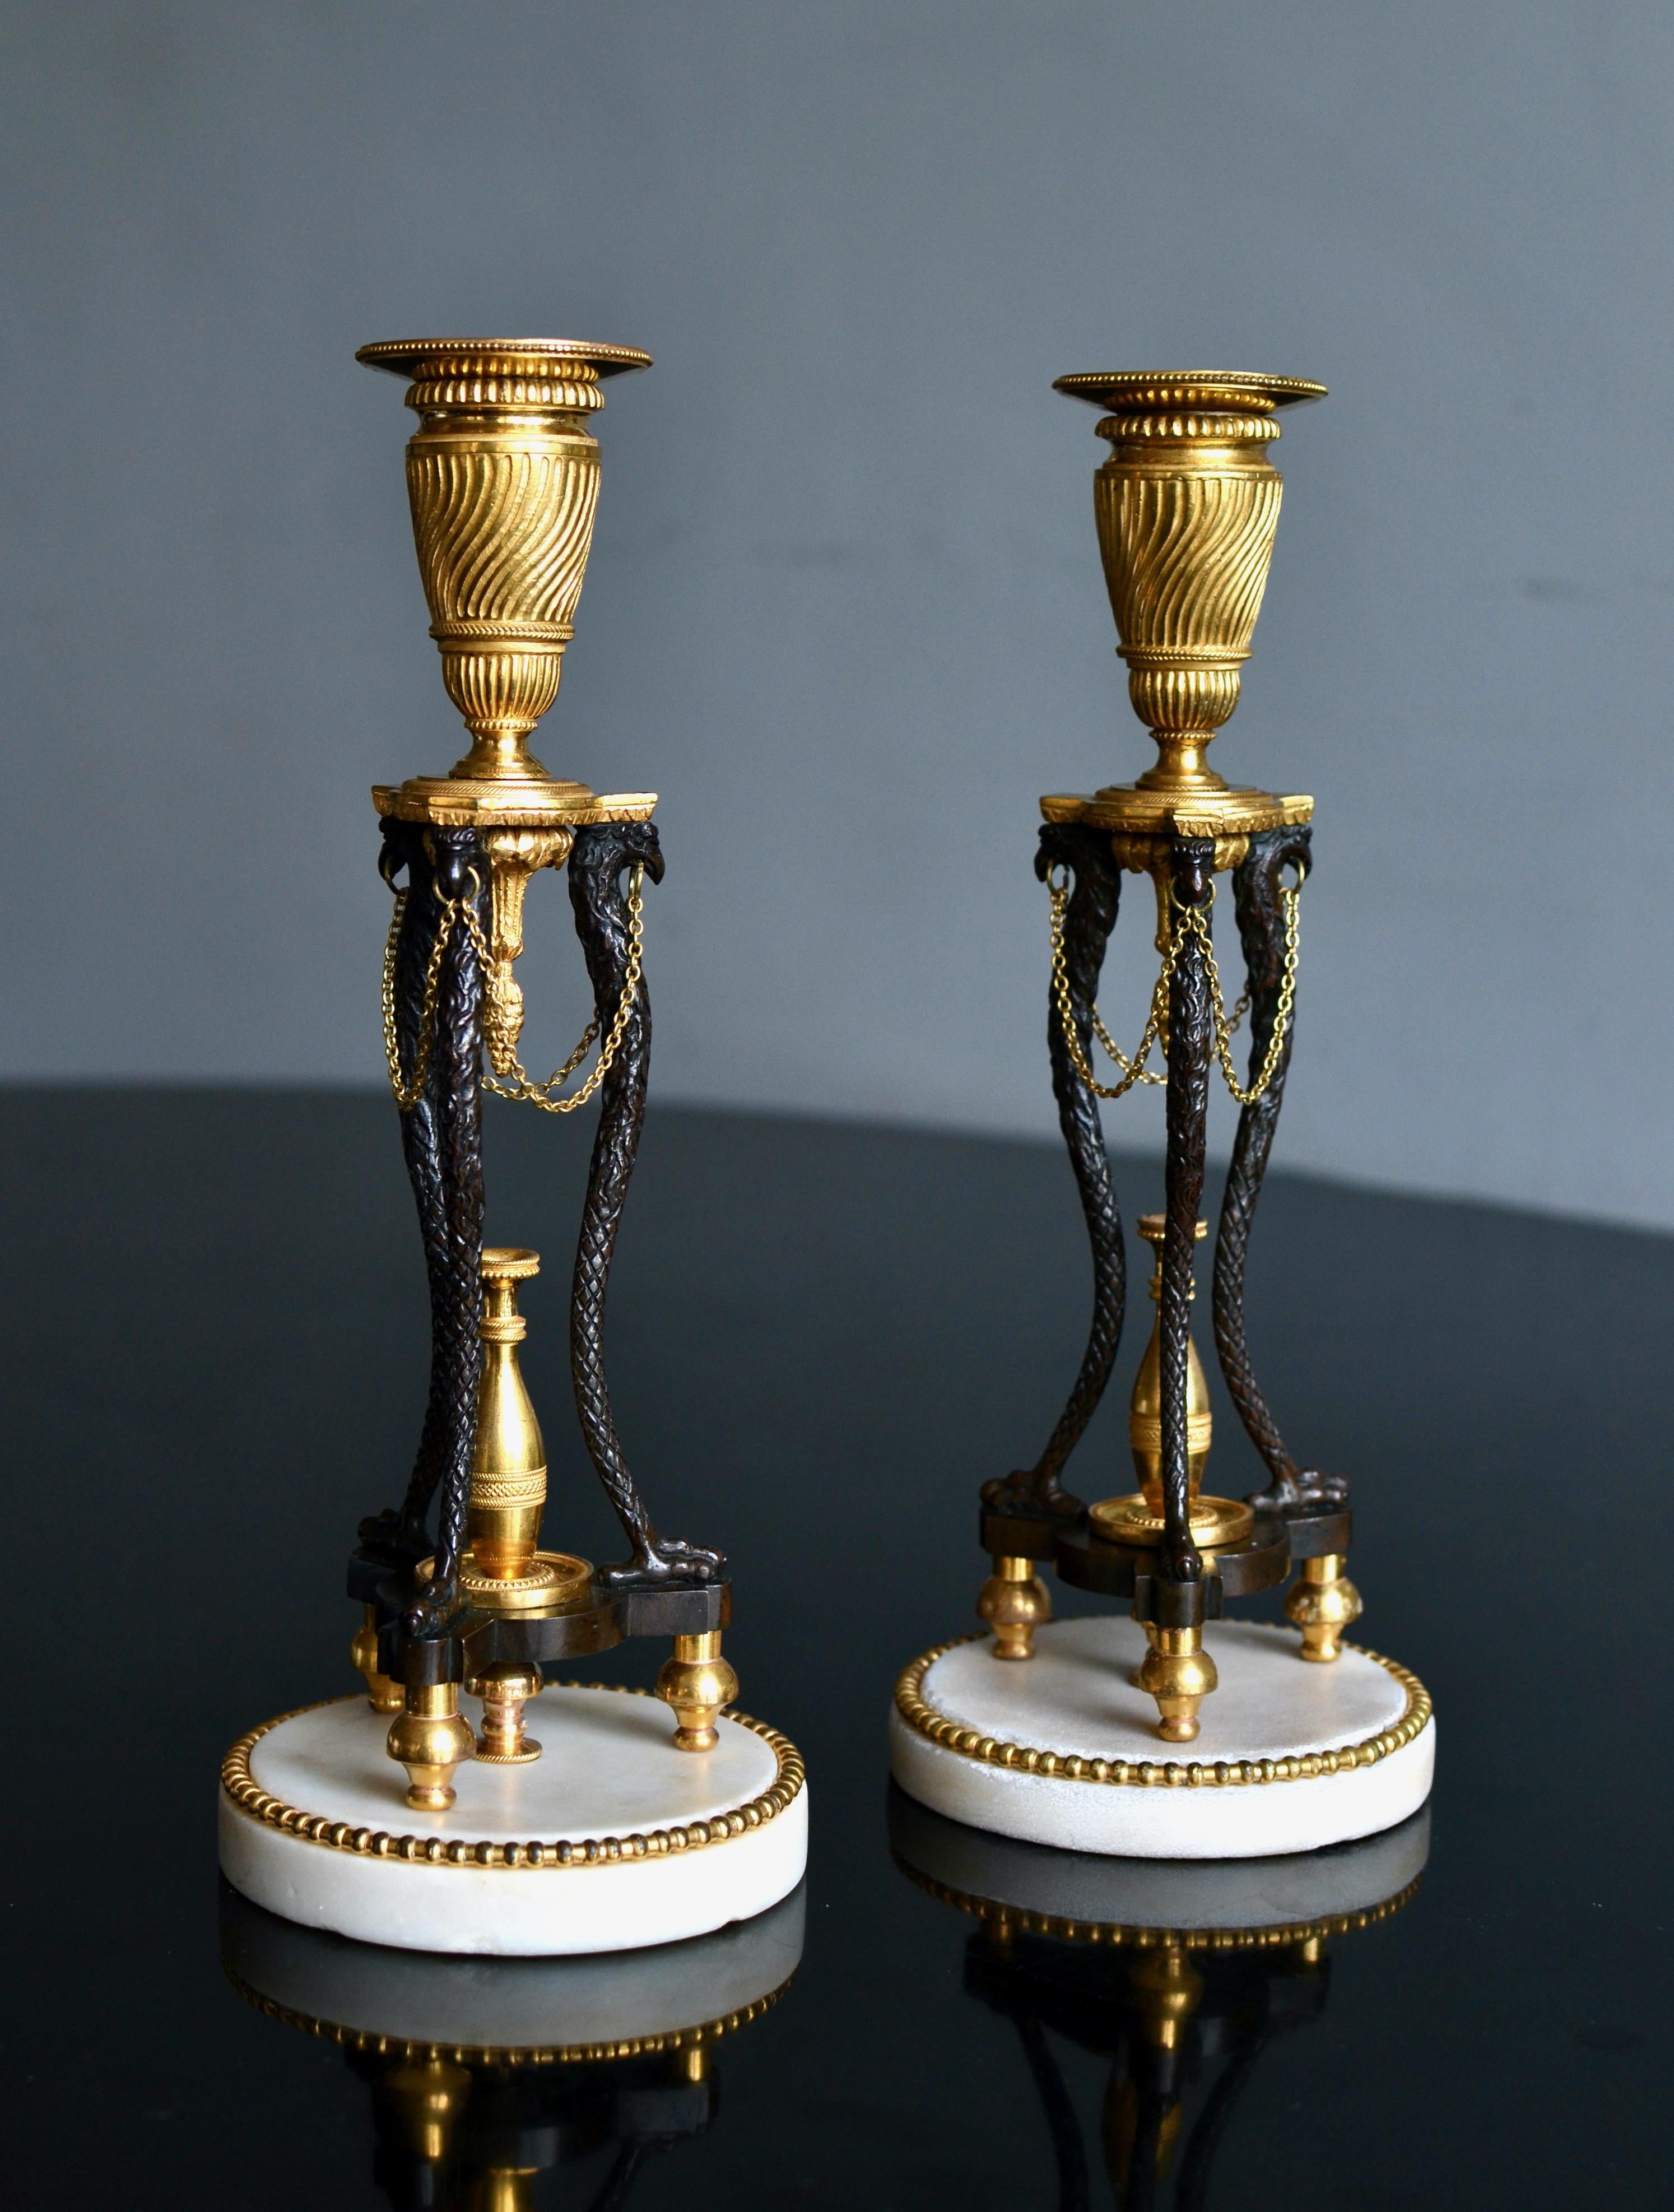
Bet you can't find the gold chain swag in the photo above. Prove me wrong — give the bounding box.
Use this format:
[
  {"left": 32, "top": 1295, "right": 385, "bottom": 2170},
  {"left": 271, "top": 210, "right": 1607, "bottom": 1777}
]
[
  {"left": 382, "top": 865, "right": 645, "bottom": 1115},
  {"left": 382, "top": 887, "right": 459, "bottom": 1113},
  {"left": 1048, "top": 868, "right": 1301, "bottom": 1109}
]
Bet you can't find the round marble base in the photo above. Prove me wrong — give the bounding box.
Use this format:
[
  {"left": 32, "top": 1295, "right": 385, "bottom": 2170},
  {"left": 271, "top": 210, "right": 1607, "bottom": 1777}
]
[
  {"left": 890, "top": 1615, "right": 1433, "bottom": 1860},
  {"left": 220, "top": 1685, "right": 807, "bottom": 1956}
]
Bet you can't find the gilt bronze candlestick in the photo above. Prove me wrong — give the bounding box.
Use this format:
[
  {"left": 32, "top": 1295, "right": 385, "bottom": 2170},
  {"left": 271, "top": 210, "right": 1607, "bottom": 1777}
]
[
  {"left": 995, "top": 373, "right": 1341, "bottom": 1735},
  {"left": 356, "top": 337, "right": 730, "bottom": 1799},
  {"left": 220, "top": 339, "right": 806, "bottom": 1951},
  {"left": 892, "top": 373, "right": 1433, "bottom": 1858}
]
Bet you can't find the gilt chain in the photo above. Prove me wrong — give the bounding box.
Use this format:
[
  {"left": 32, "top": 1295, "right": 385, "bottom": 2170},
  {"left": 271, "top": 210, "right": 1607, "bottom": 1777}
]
[
  {"left": 1049, "top": 868, "right": 1302, "bottom": 1109},
  {"left": 382, "top": 887, "right": 459, "bottom": 1113},
  {"left": 1195, "top": 878, "right": 1301, "bottom": 1107},
  {"left": 382, "top": 863, "right": 646, "bottom": 1116},
  {"left": 1048, "top": 872, "right": 1171, "bottom": 1100}
]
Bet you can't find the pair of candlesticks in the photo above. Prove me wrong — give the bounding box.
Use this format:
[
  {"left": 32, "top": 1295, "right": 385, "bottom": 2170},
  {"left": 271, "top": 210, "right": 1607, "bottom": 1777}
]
[{"left": 306, "top": 342, "right": 1383, "bottom": 1842}]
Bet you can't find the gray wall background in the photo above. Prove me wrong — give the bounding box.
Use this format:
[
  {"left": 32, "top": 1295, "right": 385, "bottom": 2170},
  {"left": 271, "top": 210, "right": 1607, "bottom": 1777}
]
[{"left": 4, "top": 1, "right": 1670, "bottom": 1223}]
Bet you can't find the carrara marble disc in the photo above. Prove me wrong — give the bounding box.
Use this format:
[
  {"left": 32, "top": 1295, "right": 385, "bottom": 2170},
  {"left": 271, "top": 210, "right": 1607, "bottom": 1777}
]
[
  {"left": 890, "top": 1615, "right": 1433, "bottom": 1860},
  {"left": 220, "top": 1684, "right": 807, "bottom": 1956}
]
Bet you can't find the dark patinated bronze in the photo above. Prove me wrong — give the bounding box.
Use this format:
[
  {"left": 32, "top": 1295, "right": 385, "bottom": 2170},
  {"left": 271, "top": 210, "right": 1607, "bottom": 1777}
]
[
  {"left": 354, "top": 818, "right": 729, "bottom": 1691},
  {"left": 983, "top": 818, "right": 1351, "bottom": 1642},
  {"left": 1157, "top": 833, "right": 1217, "bottom": 1592},
  {"left": 568, "top": 821, "right": 724, "bottom": 1591},
  {"left": 982, "top": 822, "right": 1126, "bottom": 1526},
  {"left": 1214, "top": 823, "right": 1350, "bottom": 1516}
]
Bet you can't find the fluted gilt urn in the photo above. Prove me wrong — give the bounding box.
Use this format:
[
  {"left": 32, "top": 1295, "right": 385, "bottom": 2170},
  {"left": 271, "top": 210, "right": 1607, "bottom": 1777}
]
[
  {"left": 358, "top": 336, "right": 654, "bottom": 827},
  {"left": 1044, "top": 371, "right": 1326, "bottom": 841}
]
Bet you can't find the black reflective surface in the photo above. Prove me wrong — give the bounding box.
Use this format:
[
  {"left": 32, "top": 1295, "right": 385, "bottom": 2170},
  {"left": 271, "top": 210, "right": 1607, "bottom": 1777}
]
[{"left": 2, "top": 1093, "right": 1669, "bottom": 2208}]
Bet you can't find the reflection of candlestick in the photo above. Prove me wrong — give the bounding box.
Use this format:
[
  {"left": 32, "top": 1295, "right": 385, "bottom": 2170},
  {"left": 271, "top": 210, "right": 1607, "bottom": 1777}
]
[
  {"left": 476, "top": 2168, "right": 538, "bottom": 2212},
  {"left": 220, "top": 1883, "right": 804, "bottom": 2204},
  {"left": 380, "top": 2056, "right": 472, "bottom": 2165},
  {"left": 890, "top": 1790, "right": 1429, "bottom": 2212}
]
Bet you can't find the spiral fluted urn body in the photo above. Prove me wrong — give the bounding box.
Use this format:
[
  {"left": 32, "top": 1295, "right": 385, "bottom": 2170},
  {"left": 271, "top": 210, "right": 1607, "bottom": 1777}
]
[
  {"left": 1053, "top": 373, "right": 1326, "bottom": 801},
  {"left": 356, "top": 338, "right": 651, "bottom": 787}
]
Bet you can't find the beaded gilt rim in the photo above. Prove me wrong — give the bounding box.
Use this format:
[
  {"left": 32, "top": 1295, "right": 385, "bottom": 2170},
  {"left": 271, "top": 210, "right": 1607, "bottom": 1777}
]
[
  {"left": 892, "top": 1852, "right": 1424, "bottom": 1953},
  {"left": 224, "top": 1963, "right": 793, "bottom": 2067},
  {"left": 221, "top": 1684, "right": 804, "bottom": 1868},
  {"left": 894, "top": 1635, "right": 1431, "bottom": 1790}
]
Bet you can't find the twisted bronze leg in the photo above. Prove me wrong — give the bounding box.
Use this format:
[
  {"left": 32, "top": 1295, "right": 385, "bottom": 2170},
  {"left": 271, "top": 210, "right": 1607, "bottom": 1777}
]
[
  {"left": 360, "top": 822, "right": 454, "bottom": 1565},
  {"left": 403, "top": 828, "right": 488, "bottom": 1637},
  {"left": 1136, "top": 835, "right": 1216, "bottom": 1742},
  {"left": 983, "top": 823, "right": 1126, "bottom": 1524},
  {"left": 568, "top": 822, "right": 723, "bottom": 1589},
  {"left": 1157, "top": 836, "right": 1213, "bottom": 1589},
  {"left": 1211, "top": 824, "right": 1346, "bottom": 1516}
]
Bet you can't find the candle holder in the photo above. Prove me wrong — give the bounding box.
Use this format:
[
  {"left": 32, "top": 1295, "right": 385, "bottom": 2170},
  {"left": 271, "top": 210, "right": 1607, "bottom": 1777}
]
[
  {"left": 891, "top": 373, "right": 1433, "bottom": 1857},
  {"left": 219, "top": 339, "right": 805, "bottom": 1953}
]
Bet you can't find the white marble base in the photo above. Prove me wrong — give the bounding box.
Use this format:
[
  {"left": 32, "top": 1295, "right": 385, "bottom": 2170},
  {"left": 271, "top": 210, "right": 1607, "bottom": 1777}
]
[
  {"left": 220, "top": 1685, "right": 807, "bottom": 1956},
  {"left": 890, "top": 1615, "right": 1433, "bottom": 1860}
]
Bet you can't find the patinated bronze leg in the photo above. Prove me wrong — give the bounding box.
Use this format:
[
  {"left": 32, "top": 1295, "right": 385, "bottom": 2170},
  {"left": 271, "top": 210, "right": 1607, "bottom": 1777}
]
[
  {"left": 1136, "top": 835, "right": 1216, "bottom": 1742},
  {"left": 1211, "top": 825, "right": 1347, "bottom": 1516},
  {"left": 403, "top": 826, "right": 489, "bottom": 1638},
  {"left": 568, "top": 821, "right": 723, "bottom": 1589},
  {"left": 359, "top": 821, "right": 453, "bottom": 1565},
  {"left": 983, "top": 822, "right": 1127, "bottom": 1520},
  {"left": 1156, "top": 837, "right": 1213, "bottom": 1588},
  {"left": 978, "top": 822, "right": 1125, "bottom": 1657}
]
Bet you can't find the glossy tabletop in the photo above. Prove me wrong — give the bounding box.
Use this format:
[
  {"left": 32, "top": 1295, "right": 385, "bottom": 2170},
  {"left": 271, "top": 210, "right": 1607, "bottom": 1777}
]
[{"left": 1, "top": 1092, "right": 1667, "bottom": 2208}]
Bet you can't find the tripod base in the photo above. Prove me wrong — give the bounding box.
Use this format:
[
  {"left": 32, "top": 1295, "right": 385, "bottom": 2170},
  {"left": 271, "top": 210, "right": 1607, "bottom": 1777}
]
[
  {"left": 221, "top": 1685, "right": 806, "bottom": 1955},
  {"left": 891, "top": 1616, "right": 1432, "bottom": 1860}
]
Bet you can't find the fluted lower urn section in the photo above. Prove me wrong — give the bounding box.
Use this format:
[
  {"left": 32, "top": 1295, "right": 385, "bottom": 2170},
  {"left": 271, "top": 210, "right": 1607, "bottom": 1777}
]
[
  {"left": 357, "top": 338, "right": 652, "bottom": 790},
  {"left": 1053, "top": 375, "right": 1326, "bottom": 808}
]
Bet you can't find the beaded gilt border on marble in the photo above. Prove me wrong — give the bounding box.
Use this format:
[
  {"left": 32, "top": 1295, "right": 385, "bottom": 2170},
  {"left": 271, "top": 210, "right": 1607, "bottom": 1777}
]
[
  {"left": 223, "top": 1965, "right": 794, "bottom": 2067},
  {"left": 894, "top": 1634, "right": 1431, "bottom": 1789},
  {"left": 891, "top": 1853, "right": 1424, "bottom": 1952},
  {"left": 221, "top": 1684, "right": 804, "bottom": 1867}
]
